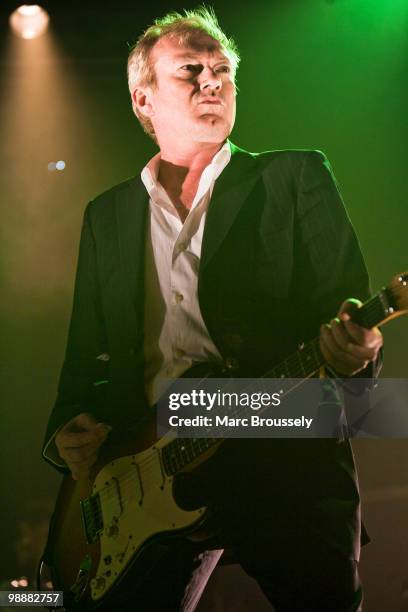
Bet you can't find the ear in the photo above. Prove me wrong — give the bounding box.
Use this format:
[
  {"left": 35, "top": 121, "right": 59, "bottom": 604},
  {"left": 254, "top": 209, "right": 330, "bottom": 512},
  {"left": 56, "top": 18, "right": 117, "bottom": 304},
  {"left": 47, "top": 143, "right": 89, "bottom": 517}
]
[{"left": 131, "top": 87, "right": 154, "bottom": 118}]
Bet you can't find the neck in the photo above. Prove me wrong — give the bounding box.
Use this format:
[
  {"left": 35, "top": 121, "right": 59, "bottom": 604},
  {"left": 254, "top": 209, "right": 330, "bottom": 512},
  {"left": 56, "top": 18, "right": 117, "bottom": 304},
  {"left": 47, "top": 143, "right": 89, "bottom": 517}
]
[
  {"left": 156, "top": 141, "right": 226, "bottom": 214},
  {"left": 157, "top": 140, "right": 225, "bottom": 188}
]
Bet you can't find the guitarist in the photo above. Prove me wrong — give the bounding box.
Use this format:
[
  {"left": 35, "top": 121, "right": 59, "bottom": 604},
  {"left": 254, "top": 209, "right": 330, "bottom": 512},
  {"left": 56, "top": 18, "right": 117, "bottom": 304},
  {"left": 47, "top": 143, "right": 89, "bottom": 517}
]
[{"left": 43, "top": 7, "right": 383, "bottom": 612}]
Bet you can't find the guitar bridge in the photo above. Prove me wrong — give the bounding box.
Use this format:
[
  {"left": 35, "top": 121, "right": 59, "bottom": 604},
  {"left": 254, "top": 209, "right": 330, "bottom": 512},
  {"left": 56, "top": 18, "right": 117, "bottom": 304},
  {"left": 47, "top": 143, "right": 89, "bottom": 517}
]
[{"left": 80, "top": 493, "right": 103, "bottom": 544}]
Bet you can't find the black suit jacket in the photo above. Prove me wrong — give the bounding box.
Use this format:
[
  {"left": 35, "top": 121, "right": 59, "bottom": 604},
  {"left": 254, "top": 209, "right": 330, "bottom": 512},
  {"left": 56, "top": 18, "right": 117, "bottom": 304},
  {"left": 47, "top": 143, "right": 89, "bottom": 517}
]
[{"left": 43, "top": 143, "right": 377, "bottom": 560}]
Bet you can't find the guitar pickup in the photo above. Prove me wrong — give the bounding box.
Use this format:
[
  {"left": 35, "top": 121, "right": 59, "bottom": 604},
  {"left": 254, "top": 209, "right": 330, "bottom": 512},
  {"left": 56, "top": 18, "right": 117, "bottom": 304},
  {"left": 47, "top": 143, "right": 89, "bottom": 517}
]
[
  {"left": 100, "top": 476, "right": 123, "bottom": 527},
  {"left": 80, "top": 493, "right": 103, "bottom": 544}
]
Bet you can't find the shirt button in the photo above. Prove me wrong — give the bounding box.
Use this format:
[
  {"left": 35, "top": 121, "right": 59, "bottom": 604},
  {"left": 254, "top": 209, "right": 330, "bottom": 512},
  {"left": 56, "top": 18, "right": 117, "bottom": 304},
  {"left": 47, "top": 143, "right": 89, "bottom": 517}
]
[
  {"left": 174, "top": 348, "right": 185, "bottom": 359},
  {"left": 174, "top": 292, "right": 184, "bottom": 304},
  {"left": 178, "top": 241, "right": 188, "bottom": 251}
]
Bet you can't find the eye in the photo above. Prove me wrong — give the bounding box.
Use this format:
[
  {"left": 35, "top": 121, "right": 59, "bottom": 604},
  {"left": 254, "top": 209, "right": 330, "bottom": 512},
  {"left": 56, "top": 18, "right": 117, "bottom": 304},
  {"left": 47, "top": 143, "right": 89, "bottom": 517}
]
[
  {"left": 180, "top": 64, "right": 202, "bottom": 73},
  {"left": 216, "top": 65, "right": 231, "bottom": 73}
]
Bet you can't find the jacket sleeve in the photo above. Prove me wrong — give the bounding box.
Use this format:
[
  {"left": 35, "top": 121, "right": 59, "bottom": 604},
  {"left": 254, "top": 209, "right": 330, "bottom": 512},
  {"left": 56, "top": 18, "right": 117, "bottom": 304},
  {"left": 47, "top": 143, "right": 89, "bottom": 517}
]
[
  {"left": 42, "top": 203, "right": 110, "bottom": 471},
  {"left": 295, "top": 150, "right": 382, "bottom": 383}
]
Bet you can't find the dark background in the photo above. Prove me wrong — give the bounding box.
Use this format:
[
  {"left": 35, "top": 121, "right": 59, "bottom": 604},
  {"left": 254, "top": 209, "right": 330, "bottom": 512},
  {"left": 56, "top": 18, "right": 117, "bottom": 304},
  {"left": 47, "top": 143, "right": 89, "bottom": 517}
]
[{"left": 1, "top": 1, "right": 407, "bottom": 610}]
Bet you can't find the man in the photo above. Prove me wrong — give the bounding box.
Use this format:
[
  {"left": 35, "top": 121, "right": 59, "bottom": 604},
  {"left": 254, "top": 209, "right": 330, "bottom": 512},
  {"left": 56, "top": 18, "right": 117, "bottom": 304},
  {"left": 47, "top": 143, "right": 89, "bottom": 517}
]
[{"left": 43, "top": 7, "right": 383, "bottom": 611}]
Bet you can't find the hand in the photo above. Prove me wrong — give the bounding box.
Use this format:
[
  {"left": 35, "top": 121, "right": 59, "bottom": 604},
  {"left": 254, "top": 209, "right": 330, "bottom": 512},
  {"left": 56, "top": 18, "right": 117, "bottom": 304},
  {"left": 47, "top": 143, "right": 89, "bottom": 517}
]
[
  {"left": 55, "top": 412, "right": 112, "bottom": 481},
  {"left": 319, "top": 298, "right": 383, "bottom": 376}
]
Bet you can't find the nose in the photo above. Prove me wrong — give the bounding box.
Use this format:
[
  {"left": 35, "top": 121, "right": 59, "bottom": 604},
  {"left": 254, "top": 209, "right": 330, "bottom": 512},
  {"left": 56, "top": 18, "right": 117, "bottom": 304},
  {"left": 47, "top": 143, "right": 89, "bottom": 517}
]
[{"left": 199, "top": 67, "right": 221, "bottom": 92}]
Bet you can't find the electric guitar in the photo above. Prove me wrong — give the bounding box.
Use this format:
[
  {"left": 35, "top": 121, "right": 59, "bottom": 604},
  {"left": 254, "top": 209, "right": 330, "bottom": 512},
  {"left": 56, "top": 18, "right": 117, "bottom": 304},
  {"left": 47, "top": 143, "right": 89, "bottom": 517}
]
[{"left": 38, "top": 272, "right": 408, "bottom": 611}]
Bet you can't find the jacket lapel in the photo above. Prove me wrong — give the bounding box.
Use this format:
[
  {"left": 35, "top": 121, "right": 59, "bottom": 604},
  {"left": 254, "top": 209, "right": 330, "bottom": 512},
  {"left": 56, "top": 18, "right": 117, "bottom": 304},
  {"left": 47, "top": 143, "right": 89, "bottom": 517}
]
[
  {"left": 114, "top": 143, "right": 261, "bottom": 312},
  {"left": 115, "top": 177, "right": 149, "bottom": 318},
  {"left": 200, "top": 142, "right": 261, "bottom": 271}
]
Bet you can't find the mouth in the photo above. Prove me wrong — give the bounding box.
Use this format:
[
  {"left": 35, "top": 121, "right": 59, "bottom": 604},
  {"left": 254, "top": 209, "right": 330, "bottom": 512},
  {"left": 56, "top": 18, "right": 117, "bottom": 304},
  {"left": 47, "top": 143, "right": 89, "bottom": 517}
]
[{"left": 198, "top": 99, "right": 223, "bottom": 106}]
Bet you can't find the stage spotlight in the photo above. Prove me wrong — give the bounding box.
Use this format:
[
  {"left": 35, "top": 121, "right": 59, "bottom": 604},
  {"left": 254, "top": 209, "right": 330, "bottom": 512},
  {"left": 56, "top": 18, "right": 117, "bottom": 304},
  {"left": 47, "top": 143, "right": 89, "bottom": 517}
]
[
  {"left": 9, "top": 5, "right": 50, "bottom": 40},
  {"left": 47, "top": 161, "right": 66, "bottom": 171}
]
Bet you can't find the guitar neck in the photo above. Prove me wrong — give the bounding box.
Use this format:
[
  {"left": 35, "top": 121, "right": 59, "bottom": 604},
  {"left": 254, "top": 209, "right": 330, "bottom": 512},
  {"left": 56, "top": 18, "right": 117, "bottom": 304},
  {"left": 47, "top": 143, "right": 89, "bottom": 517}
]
[
  {"left": 161, "top": 288, "right": 397, "bottom": 476},
  {"left": 264, "top": 289, "right": 393, "bottom": 379}
]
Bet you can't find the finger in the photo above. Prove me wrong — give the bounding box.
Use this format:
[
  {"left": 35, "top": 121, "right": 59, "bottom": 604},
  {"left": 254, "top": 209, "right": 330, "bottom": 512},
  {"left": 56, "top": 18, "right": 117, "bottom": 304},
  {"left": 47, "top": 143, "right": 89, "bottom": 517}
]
[
  {"left": 64, "top": 424, "right": 111, "bottom": 448},
  {"left": 331, "top": 313, "right": 383, "bottom": 360},
  {"left": 348, "top": 344, "right": 377, "bottom": 362},
  {"left": 337, "top": 298, "right": 362, "bottom": 317},
  {"left": 320, "top": 329, "right": 352, "bottom": 372},
  {"left": 341, "top": 318, "right": 383, "bottom": 349},
  {"left": 337, "top": 300, "right": 384, "bottom": 349},
  {"left": 329, "top": 321, "right": 378, "bottom": 361},
  {"left": 320, "top": 336, "right": 366, "bottom": 375},
  {"left": 61, "top": 441, "right": 105, "bottom": 463},
  {"left": 320, "top": 325, "right": 366, "bottom": 374},
  {"left": 68, "top": 452, "right": 99, "bottom": 470},
  {"left": 60, "top": 412, "right": 99, "bottom": 433},
  {"left": 73, "top": 412, "right": 100, "bottom": 429},
  {"left": 56, "top": 423, "right": 111, "bottom": 450},
  {"left": 321, "top": 324, "right": 360, "bottom": 366},
  {"left": 329, "top": 318, "right": 353, "bottom": 352}
]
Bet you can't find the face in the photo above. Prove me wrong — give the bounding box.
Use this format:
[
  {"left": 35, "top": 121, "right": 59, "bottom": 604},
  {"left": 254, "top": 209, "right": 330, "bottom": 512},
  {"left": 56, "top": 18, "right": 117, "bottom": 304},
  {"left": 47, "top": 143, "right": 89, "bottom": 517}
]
[{"left": 133, "top": 33, "right": 236, "bottom": 148}]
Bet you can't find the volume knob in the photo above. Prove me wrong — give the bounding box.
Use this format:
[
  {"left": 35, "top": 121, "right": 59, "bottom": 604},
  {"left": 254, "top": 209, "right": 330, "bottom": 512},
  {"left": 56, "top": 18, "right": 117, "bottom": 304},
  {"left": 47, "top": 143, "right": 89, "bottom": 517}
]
[{"left": 91, "top": 576, "right": 106, "bottom": 590}]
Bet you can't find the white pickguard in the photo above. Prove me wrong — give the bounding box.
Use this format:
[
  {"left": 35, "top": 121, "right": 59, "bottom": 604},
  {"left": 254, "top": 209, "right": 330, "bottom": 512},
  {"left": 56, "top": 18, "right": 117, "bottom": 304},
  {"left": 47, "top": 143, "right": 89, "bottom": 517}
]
[{"left": 89, "top": 438, "right": 205, "bottom": 600}]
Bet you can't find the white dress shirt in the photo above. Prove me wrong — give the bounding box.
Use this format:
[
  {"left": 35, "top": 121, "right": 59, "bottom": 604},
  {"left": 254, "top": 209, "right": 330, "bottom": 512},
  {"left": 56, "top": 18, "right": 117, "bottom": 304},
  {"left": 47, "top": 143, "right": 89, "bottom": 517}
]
[{"left": 141, "top": 141, "right": 231, "bottom": 406}]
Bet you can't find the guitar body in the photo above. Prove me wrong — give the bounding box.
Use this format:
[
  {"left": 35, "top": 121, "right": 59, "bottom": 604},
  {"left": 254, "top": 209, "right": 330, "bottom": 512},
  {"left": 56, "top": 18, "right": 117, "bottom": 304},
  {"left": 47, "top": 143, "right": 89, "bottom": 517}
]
[{"left": 43, "top": 418, "right": 213, "bottom": 611}]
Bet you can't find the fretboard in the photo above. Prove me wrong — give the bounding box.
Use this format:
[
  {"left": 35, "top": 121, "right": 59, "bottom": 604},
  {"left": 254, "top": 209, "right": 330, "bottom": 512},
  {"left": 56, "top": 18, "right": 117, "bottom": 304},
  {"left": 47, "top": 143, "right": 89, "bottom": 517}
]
[{"left": 162, "top": 289, "right": 393, "bottom": 476}]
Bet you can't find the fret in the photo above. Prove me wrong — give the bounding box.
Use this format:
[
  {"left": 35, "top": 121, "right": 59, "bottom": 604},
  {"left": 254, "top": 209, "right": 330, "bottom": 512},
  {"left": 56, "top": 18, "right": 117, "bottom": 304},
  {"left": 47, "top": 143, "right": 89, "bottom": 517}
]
[
  {"left": 163, "top": 440, "right": 182, "bottom": 475},
  {"left": 230, "top": 403, "right": 240, "bottom": 421},
  {"left": 295, "top": 351, "right": 306, "bottom": 376},
  {"left": 178, "top": 441, "right": 189, "bottom": 467},
  {"left": 191, "top": 438, "right": 201, "bottom": 458},
  {"left": 276, "top": 358, "right": 287, "bottom": 378},
  {"left": 162, "top": 436, "right": 218, "bottom": 476},
  {"left": 173, "top": 449, "right": 182, "bottom": 472},
  {"left": 185, "top": 439, "right": 193, "bottom": 464},
  {"left": 310, "top": 337, "right": 323, "bottom": 371},
  {"left": 296, "top": 350, "right": 307, "bottom": 377},
  {"left": 300, "top": 351, "right": 309, "bottom": 375},
  {"left": 287, "top": 353, "right": 297, "bottom": 377},
  {"left": 200, "top": 439, "right": 208, "bottom": 452},
  {"left": 301, "top": 342, "right": 318, "bottom": 375},
  {"left": 187, "top": 438, "right": 196, "bottom": 462},
  {"left": 354, "top": 293, "right": 391, "bottom": 329},
  {"left": 182, "top": 439, "right": 196, "bottom": 467},
  {"left": 268, "top": 364, "right": 280, "bottom": 378}
]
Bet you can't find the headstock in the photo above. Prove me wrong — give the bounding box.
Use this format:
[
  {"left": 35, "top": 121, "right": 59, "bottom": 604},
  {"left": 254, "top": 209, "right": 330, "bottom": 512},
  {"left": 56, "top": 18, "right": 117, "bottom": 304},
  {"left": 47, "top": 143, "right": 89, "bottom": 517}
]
[
  {"left": 354, "top": 272, "right": 408, "bottom": 329},
  {"left": 385, "top": 272, "right": 408, "bottom": 315}
]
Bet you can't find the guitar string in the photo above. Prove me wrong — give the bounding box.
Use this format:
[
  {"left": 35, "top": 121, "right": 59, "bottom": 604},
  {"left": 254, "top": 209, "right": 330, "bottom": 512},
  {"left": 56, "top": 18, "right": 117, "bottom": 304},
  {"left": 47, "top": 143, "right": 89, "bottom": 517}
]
[
  {"left": 93, "top": 297, "right": 384, "bottom": 507},
  {"left": 94, "top": 346, "right": 348, "bottom": 507},
  {"left": 95, "top": 363, "right": 322, "bottom": 507},
  {"left": 94, "top": 346, "right": 341, "bottom": 507}
]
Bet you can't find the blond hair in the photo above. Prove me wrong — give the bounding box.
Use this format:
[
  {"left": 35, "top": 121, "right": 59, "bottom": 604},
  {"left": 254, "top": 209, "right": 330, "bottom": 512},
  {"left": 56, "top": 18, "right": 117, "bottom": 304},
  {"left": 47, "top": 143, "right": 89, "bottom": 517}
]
[{"left": 127, "top": 6, "right": 240, "bottom": 140}]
